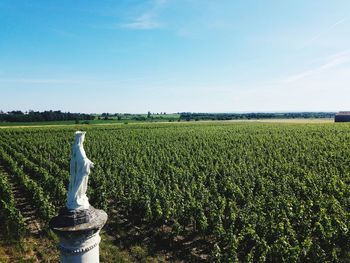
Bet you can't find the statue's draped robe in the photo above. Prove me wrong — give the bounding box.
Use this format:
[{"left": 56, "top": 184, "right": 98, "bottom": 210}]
[{"left": 66, "top": 135, "right": 93, "bottom": 210}]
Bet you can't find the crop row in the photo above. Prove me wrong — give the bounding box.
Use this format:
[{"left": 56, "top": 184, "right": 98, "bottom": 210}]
[
  {"left": 0, "top": 168, "right": 26, "bottom": 238},
  {"left": 0, "top": 150, "right": 55, "bottom": 221}
]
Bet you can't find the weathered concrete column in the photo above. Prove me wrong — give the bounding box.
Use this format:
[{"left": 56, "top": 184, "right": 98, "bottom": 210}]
[{"left": 50, "top": 207, "right": 107, "bottom": 263}]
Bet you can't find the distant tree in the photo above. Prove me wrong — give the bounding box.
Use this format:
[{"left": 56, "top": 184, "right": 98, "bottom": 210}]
[
  {"left": 147, "top": 111, "right": 151, "bottom": 118},
  {"left": 9, "top": 110, "right": 24, "bottom": 115}
]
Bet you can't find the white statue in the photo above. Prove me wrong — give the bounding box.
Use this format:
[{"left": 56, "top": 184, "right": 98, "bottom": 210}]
[{"left": 66, "top": 131, "right": 94, "bottom": 210}]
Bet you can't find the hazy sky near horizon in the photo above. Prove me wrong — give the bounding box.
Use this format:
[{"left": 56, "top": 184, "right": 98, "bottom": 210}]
[{"left": 0, "top": 0, "right": 350, "bottom": 113}]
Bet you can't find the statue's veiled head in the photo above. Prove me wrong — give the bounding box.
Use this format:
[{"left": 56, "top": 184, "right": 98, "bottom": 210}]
[{"left": 75, "top": 131, "right": 86, "bottom": 145}]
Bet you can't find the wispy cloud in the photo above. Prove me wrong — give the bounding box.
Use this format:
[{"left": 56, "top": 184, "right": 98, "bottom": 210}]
[
  {"left": 121, "top": 13, "right": 163, "bottom": 30},
  {"left": 120, "top": 0, "right": 167, "bottom": 30},
  {"left": 284, "top": 49, "right": 350, "bottom": 82},
  {"left": 300, "top": 16, "right": 348, "bottom": 48}
]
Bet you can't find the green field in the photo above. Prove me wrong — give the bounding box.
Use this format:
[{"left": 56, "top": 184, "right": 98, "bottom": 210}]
[{"left": 1, "top": 122, "right": 350, "bottom": 262}]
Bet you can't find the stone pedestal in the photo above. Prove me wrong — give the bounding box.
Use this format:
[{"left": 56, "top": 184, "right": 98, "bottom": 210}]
[{"left": 50, "top": 206, "right": 107, "bottom": 263}]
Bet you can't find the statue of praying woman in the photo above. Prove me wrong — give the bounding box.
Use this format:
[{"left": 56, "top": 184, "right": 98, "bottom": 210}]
[{"left": 66, "top": 131, "right": 94, "bottom": 210}]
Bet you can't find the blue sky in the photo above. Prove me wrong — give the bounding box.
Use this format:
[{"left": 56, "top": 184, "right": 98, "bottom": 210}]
[{"left": 0, "top": 0, "right": 349, "bottom": 113}]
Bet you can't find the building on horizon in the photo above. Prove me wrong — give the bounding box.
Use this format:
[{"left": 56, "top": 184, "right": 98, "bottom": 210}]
[{"left": 335, "top": 112, "right": 350, "bottom": 122}]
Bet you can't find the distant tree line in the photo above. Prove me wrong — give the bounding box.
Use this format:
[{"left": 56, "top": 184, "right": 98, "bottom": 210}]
[
  {"left": 0, "top": 110, "right": 94, "bottom": 122},
  {"left": 0, "top": 111, "right": 337, "bottom": 123},
  {"left": 99, "top": 112, "right": 175, "bottom": 122},
  {"left": 180, "top": 112, "right": 336, "bottom": 121}
]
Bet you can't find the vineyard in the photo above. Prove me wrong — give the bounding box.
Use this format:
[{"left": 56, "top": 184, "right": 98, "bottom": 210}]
[{"left": 1, "top": 122, "right": 350, "bottom": 262}]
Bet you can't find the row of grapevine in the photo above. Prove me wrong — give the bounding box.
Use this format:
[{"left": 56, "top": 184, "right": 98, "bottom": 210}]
[
  {"left": 0, "top": 140, "right": 66, "bottom": 207},
  {"left": 0, "top": 150, "right": 55, "bottom": 221},
  {"left": 0, "top": 169, "right": 26, "bottom": 238}
]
